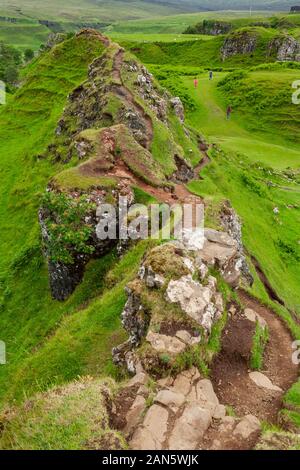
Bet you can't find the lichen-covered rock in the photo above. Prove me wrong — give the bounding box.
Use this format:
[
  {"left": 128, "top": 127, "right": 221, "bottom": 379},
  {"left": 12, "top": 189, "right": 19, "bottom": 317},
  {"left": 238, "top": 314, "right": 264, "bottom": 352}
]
[
  {"left": 39, "top": 176, "right": 134, "bottom": 301},
  {"left": 256, "top": 431, "right": 300, "bottom": 450},
  {"left": 165, "top": 274, "right": 222, "bottom": 333}
]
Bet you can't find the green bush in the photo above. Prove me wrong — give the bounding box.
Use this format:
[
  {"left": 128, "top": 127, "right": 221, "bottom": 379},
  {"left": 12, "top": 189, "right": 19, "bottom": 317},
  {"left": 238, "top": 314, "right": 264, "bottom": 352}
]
[{"left": 41, "top": 192, "right": 96, "bottom": 264}]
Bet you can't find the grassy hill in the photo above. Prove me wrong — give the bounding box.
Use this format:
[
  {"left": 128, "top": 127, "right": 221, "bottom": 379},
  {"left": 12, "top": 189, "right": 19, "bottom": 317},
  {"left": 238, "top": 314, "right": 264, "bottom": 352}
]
[{"left": 0, "top": 7, "right": 300, "bottom": 448}]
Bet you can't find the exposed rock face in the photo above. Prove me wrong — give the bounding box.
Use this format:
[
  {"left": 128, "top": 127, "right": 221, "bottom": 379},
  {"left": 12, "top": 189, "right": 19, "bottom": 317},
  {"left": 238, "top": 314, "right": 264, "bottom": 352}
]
[
  {"left": 268, "top": 35, "right": 300, "bottom": 62},
  {"left": 184, "top": 20, "right": 232, "bottom": 36},
  {"left": 113, "top": 227, "right": 250, "bottom": 374},
  {"left": 111, "top": 367, "right": 261, "bottom": 450},
  {"left": 43, "top": 32, "right": 66, "bottom": 50},
  {"left": 249, "top": 372, "right": 283, "bottom": 392},
  {"left": 201, "top": 20, "right": 232, "bottom": 36},
  {"left": 133, "top": 63, "right": 169, "bottom": 122},
  {"left": 39, "top": 179, "right": 134, "bottom": 301},
  {"left": 220, "top": 202, "right": 254, "bottom": 286},
  {"left": 170, "top": 97, "right": 185, "bottom": 123},
  {"left": 165, "top": 274, "right": 223, "bottom": 333},
  {"left": 256, "top": 430, "right": 300, "bottom": 450},
  {"left": 172, "top": 155, "right": 194, "bottom": 183},
  {"left": 221, "top": 31, "right": 257, "bottom": 61}
]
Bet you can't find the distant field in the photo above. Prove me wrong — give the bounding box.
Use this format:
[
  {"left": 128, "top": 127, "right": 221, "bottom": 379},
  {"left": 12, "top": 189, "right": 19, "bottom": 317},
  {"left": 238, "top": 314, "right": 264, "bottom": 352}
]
[
  {"left": 108, "top": 33, "right": 214, "bottom": 43},
  {"left": 0, "top": 5, "right": 279, "bottom": 51},
  {"left": 106, "top": 10, "right": 276, "bottom": 35},
  {"left": 0, "top": 20, "right": 49, "bottom": 50}
]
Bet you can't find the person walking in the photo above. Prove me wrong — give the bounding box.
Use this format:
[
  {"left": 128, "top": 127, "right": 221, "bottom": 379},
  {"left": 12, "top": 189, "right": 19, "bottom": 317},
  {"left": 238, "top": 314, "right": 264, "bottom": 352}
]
[
  {"left": 209, "top": 70, "right": 213, "bottom": 80},
  {"left": 194, "top": 77, "right": 198, "bottom": 88},
  {"left": 226, "top": 105, "right": 232, "bottom": 120}
]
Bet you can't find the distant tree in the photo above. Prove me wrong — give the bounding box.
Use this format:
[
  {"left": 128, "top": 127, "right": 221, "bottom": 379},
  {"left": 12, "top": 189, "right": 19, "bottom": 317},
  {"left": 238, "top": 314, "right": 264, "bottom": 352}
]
[
  {"left": 24, "top": 48, "right": 34, "bottom": 62},
  {"left": 4, "top": 65, "right": 19, "bottom": 85}
]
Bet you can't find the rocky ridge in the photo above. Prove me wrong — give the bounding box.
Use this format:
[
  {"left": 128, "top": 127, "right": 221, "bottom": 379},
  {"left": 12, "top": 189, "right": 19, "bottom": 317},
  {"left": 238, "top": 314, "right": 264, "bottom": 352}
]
[
  {"left": 39, "top": 30, "right": 199, "bottom": 301},
  {"left": 113, "top": 225, "right": 251, "bottom": 376}
]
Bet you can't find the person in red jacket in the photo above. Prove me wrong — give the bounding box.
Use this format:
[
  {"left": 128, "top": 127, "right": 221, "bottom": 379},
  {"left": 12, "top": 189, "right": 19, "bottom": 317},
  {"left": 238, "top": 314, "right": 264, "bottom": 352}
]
[
  {"left": 226, "top": 105, "right": 232, "bottom": 120},
  {"left": 194, "top": 77, "right": 199, "bottom": 88}
]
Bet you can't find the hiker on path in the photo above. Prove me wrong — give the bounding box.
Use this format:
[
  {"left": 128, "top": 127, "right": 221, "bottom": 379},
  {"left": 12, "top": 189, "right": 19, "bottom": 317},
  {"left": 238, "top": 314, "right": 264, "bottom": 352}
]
[
  {"left": 209, "top": 70, "right": 213, "bottom": 80},
  {"left": 226, "top": 105, "right": 232, "bottom": 120},
  {"left": 194, "top": 77, "right": 198, "bottom": 88}
]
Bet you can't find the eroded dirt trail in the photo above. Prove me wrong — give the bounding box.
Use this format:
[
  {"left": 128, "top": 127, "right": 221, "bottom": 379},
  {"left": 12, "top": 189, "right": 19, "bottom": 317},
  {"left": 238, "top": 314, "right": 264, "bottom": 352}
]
[{"left": 210, "top": 290, "right": 298, "bottom": 424}]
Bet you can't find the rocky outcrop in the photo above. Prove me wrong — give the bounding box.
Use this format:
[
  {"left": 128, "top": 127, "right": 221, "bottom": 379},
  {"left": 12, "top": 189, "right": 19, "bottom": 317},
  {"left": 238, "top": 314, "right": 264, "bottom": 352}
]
[
  {"left": 110, "top": 367, "right": 261, "bottom": 450},
  {"left": 268, "top": 35, "right": 300, "bottom": 62},
  {"left": 220, "top": 201, "right": 254, "bottom": 286},
  {"left": 172, "top": 155, "right": 194, "bottom": 183},
  {"left": 43, "top": 32, "right": 67, "bottom": 50},
  {"left": 170, "top": 97, "right": 185, "bottom": 123},
  {"left": 113, "top": 226, "right": 251, "bottom": 374},
  {"left": 221, "top": 30, "right": 257, "bottom": 61}
]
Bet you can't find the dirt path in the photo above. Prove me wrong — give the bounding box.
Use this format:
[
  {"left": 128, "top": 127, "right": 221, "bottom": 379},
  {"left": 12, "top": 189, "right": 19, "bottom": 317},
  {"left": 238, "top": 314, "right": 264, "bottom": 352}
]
[
  {"left": 112, "top": 48, "right": 154, "bottom": 149},
  {"left": 210, "top": 291, "right": 298, "bottom": 425}
]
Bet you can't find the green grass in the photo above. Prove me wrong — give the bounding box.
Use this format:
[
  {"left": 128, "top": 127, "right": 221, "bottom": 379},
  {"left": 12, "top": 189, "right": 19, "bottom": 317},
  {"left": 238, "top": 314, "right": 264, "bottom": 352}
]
[
  {"left": 0, "top": 377, "right": 125, "bottom": 450},
  {"left": 0, "top": 19, "right": 49, "bottom": 51},
  {"left": 0, "top": 0, "right": 182, "bottom": 22},
  {"left": 0, "top": 34, "right": 113, "bottom": 405},
  {"left": 281, "top": 380, "right": 300, "bottom": 430}
]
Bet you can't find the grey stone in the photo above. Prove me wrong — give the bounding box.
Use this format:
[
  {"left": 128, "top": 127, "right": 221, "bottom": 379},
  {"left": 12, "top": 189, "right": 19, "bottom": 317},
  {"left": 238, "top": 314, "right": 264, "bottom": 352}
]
[{"left": 249, "top": 372, "right": 282, "bottom": 392}]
